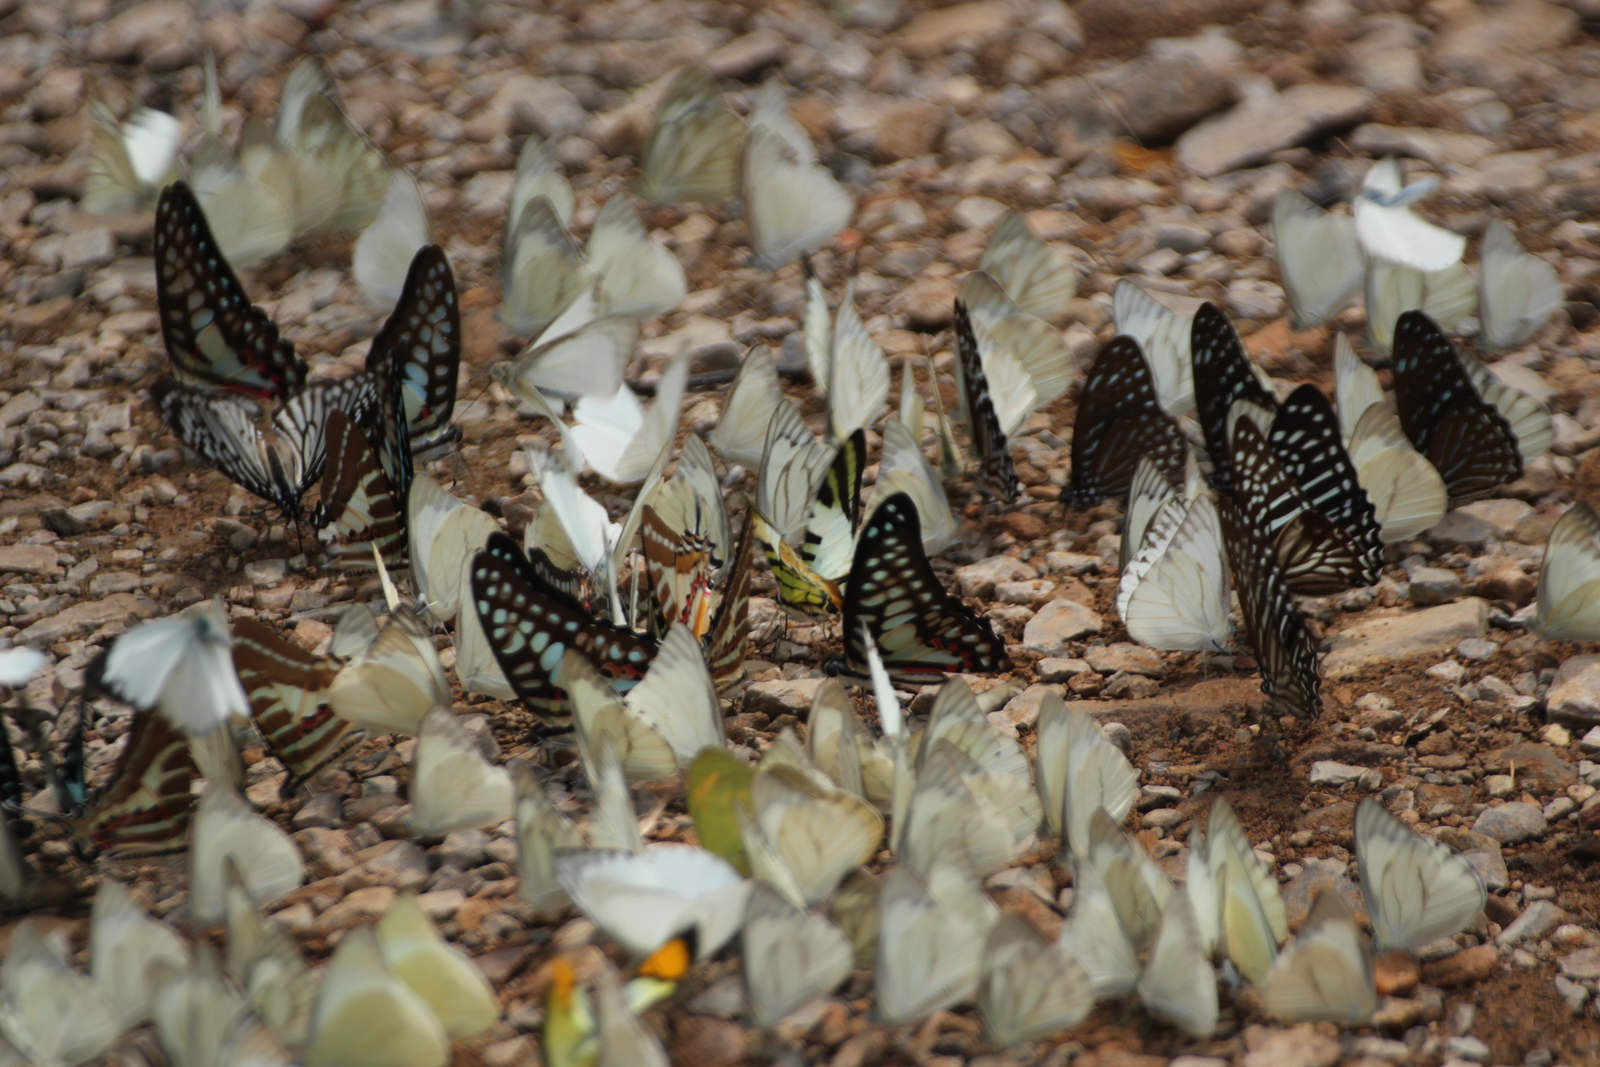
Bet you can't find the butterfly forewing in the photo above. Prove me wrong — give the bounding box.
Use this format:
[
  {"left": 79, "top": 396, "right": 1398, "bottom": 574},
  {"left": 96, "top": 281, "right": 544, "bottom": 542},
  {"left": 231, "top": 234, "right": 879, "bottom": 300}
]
[
  {"left": 231, "top": 618, "right": 357, "bottom": 793},
  {"left": 365, "top": 244, "right": 460, "bottom": 455},
  {"left": 954, "top": 301, "right": 1020, "bottom": 502},
  {"left": 71, "top": 713, "right": 198, "bottom": 858},
  {"left": 1191, "top": 302, "right": 1277, "bottom": 491},
  {"left": 1216, "top": 492, "right": 1321, "bottom": 721},
  {"left": 470, "top": 533, "right": 658, "bottom": 727},
  {"left": 1066, "top": 335, "right": 1189, "bottom": 508},
  {"left": 154, "top": 182, "right": 306, "bottom": 402},
  {"left": 839, "top": 493, "right": 1006, "bottom": 684},
  {"left": 152, "top": 377, "right": 307, "bottom": 519},
  {"left": 314, "top": 409, "right": 407, "bottom": 570},
  {"left": 1390, "top": 311, "right": 1523, "bottom": 504}
]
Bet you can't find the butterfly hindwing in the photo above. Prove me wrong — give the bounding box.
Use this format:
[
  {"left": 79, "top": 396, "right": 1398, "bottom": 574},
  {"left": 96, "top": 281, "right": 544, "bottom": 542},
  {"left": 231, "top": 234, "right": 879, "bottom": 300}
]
[
  {"left": 70, "top": 713, "right": 198, "bottom": 858},
  {"left": 1066, "top": 335, "right": 1189, "bottom": 508},
  {"left": 231, "top": 618, "right": 357, "bottom": 794},
  {"left": 314, "top": 409, "right": 408, "bottom": 570},
  {"left": 365, "top": 244, "right": 461, "bottom": 455}
]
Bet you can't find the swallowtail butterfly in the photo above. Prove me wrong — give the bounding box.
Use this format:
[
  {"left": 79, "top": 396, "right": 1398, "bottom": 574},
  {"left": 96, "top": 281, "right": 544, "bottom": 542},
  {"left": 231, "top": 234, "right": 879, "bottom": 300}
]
[
  {"left": 1065, "top": 335, "right": 1189, "bottom": 509},
  {"left": 1191, "top": 302, "right": 1278, "bottom": 492},
  {"left": 231, "top": 618, "right": 358, "bottom": 796},
  {"left": 69, "top": 712, "right": 198, "bottom": 858}
]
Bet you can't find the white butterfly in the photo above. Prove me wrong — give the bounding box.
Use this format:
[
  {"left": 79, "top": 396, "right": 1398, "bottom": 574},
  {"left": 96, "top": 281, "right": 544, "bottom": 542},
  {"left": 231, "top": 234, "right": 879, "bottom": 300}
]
[
  {"left": 155, "top": 947, "right": 295, "bottom": 1067},
  {"left": 273, "top": 58, "right": 391, "bottom": 236},
  {"left": 1111, "top": 279, "right": 1197, "bottom": 417},
  {"left": 1056, "top": 858, "right": 1140, "bottom": 997},
  {"left": 806, "top": 679, "right": 894, "bottom": 812},
  {"left": 1033, "top": 691, "right": 1138, "bottom": 855},
  {"left": 187, "top": 140, "right": 298, "bottom": 268},
  {"left": 304, "top": 925, "right": 449, "bottom": 1067},
  {"left": 0, "top": 647, "right": 45, "bottom": 688},
  {"left": 82, "top": 101, "right": 181, "bottom": 215},
  {"left": 1084, "top": 807, "right": 1173, "bottom": 949},
  {"left": 586, "top": 736, "right": 647, "bottom": 853},
  {"left": 593, "top": 962, "right": 670, "bottom": 1067},
  {"left": 740, "top": 882, "right": 853, "bottom": 1028},
  {"left": 1463, "top": 352, "right": 1554, "bottom": 466},
  {"left": 406, "top": 474, "right": 500, "bottom": 625},
  {"left": 805, "top": 274, "right": 890, "bottom": 442},
  {"left": 638, "top": 65, "right": 746, "bottom": 206},
  {"left": 555, "top": 844, "right": 751, "bottom": 958},
  {"left": 1333, "top": 333, "right": 1448, "bottom": 541},
  {"left": 866, "top": 418, "right": 956, "bottom": 555},
  {"left": 1364, "top": 258, "right": 1476, "bottom": 352},
  {"left": 560, "top": 625, "right": 723, "bottom": 781},
  {"left": 978, "top": 912, "right": 1094, "bottom": 1046},
  {"left": 1355, "top": 798, "right": 1486, "bottom": 952},
  {"left": 0, "top": 921, "right": 121, "bottom": 1065},
  {"left": 709, "top": 346, "right": 782, "bottom": 470},
  {"left": 1353, "top": 156, "right": 1466, "bottom": 272},
  {"left": 1536, "top": 502, "right": 1600, "bottom": 640},
  {"left": 500, "top": 196, "right": 593, "bottom": 338},
  {"left": 875, "top": 863, "right": 996, "bottom": 1024},
  {"left": 89, "top": 878, "right": 190, "bottom": 1030},
  {"left": 744, "top": 758, "right": 884, "bottom": 907},
  {"left": 530, "top": 447, "right": 627, "bottom": 619},
  {"left": 1262, "top": 889, "right": 1378, "bottom": 1023},
  {"left": 327, "top": 608, "right": 450, "bottom": 737},
  {"left": 1479, "top": 220, "right": 1563, "bottom": 349},
  {"left": 450, "top": 555, "right": 517, "bottom": 701},
  {"left": 409, "top": 709, "right": 514, "bottom": 837},
  {"left": 190, "top": 786, "right": 306, "bottom": 925},
  {"left": 754, "top": 400, "right": 835, "bottom": 542},
  {"left": 1136, "top": 892, "right": 1218, "bottom": 1038},
  {"left": 507, "top": 135, "right": 575, "bottom": 243},
  {"left": 742, "top": 109, "right": 853, "bottom": 270},
  {"left": 223, "top": 866, "right": 315, "bottom": 1048},
  {"left": 909, "top": 683, "right": 1039, "bottom": 855},
  {"left": 376, "top": 894, "right": 499, "bottom": 1039},
  {"left": 353, "top": 171, "right": 430, "bottom": 307},
  {"left": 978, "top": 210, "right": 1077, "bottom": 319},
  {"left": 570, "top": 352, "right": 690, "bottom": 484},
  {"left": 1186, "top": 798, "right": 1284, "bottom": 983},
  {"left": 512, "top": 763, "right": 585, "bottom": 921},
  {"left": 90, "top": 599, "right": 250, "bottom": 737},
  {"left": 1270, "top": 188, "right": 1365, "bottom": 328},
  {"left": 1116, "top": 454, "right": 1232, "bottom": 653},
  {"left": 586, "top": 196, "right": 687, "bottom": 319},
  {"left": 957, "top": 271, "right": 1075, "bottom": 431}
]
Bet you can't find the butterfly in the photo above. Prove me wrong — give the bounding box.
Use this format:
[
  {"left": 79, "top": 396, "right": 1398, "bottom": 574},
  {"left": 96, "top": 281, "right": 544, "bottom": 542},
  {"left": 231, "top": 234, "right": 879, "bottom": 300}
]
[
  {"left": 87, "top": 599, "right": 251, "bottom": 739},
  {"left": 1216, "top": 488, "right": 1322, "bottom": 721},
  {"left": 1110, "top": 280, "right": 1197, "bottom": 416},
  {"left": 1136, "top": 893, "right": 1218, "bottom": 1038},
  {"left": 62, "top": 708, "right": 195, "bottom": 860},
  {"left": 82, "top": 100, "right": 181, "bottom": 215},
  {"left": 0, "top": 646, "right": 46, "bottom": 689},
  {"left": 1184, "top": 798, "right": 1285, "bottom": 983},
  {"left": 1270, "top": 188, "right": 1364, "bottom": 328},
  {"left": 0, "top": 921, "right": 123, "bottom": 1064},
  {"left": 1116, "top": 453, "right": 1233, "bottom": 653},
  {"left": 507, "top": 135, "right": 575, "bottom": 252},
  {"left": 1333, "top": 333, "right": 1449, "bottom": 541},
  {"left": 1033, "top": 690, "right": 1138, "bottom": 856},
  {"left": 569, "top": 354, "right": 690, "bottom": 485},
  {"left": 88, "top": 878, "right": 191, "bottom": 1031},
  {"left": 376, "top": 893, "right": 500, "bottom": 1039},
  {"left": 353, "top": 171, "right": 430, "bottom": 308},
  {"left": 1262, "top": 889, "right": 1377, "bottom": 1023},
  {"left": 304, "top": 925, "right": 450, "bottom": 1067},
  {"left": 406, "top": 474, "right": 502, "bottom": 626},
  {"left": 740, "top": 882, "right": 853, "bottom": 1029},
  {"left": 1065, "top": 334, "right": 1190, "bottom": 509},
  {"left": 805, "top": 270, "right": 890, "bottom": 444},
  {"left": 1354, "top": 797, "right": 1486, "bottom": 952},
  {"left": 754, "top": 426, "right": 865, "bottom": 619},
  {"left": 978, "top": 912, "right": 1093, "bottom": 1046},
  {"left": 410, "top": 709, "right": 514, "bottom": 837},
  {"left": 1363, "top": 258, "right": 1476, "bottom": 353},
  {"left": 189, "top": 785, "right": 305, "bottom": 925},
  {"left": 314, "top": 406, "right": 409, "bottom": 570},
  {"left": 1353, "top": 157, "right": 1465, "bottom": 273},
  {"left": 555, "top": 844, "right": 751, "bottom": 958},
  {"left": 1535, "top": 501, "right": 1600, "bottom": 640},
  {"left": 1479, "top": 220, "right": 1563, "bottom": 349},
  {"left": 952, "top": 299, "right": 1020, "bottom": 502},
  {"left": 977, "top": 210, "right": 1077, "bottom": 320},
  {"left": 957, "top": 272, "right": 1075, "bottom": 425},
  {"left": 708, "top": 346, "right": 782, "bottom": 470},
  {"left": 866, "top": 417, "right": 957, "bottom": 555},
  {"left": 835, "top": 492, "right": 1007, "bottom": 684},
  {"left": 741, "top": 758, "right": 884, "bottom": 908},
  {"left": 1190, "top": 301, "right": 1278, "bottom": 492},
  {"left": 1391, "top": 310, "right": 1548, "bottom": 505},
  {"left": 230, "top": 617, "right": 358, "bottom": 796},
  {"left": 899, "top": 739, "right": 1033, "bottom": 882},
  {"left": 365, "top": 242, "right": 462, "bottom": 458},
  {"left": 637, "top": 66, "right": 746, "bottom": 206},
  {"left": 469, "top": 532, "right": 660, "bottom": 730},
  {"left": 1056, "top": 856, "right": 1139, "bottom": 997},
  {"left": 742, "top": 86, "right": 853, "bottom": 270},
  {"left": 875, "top": 863, "right": 997, "bottom": 1024}
]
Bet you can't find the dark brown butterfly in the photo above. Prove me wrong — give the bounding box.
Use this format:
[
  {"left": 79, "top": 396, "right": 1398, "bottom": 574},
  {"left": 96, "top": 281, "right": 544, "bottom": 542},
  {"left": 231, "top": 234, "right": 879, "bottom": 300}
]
[{"left": 1065, "top": 334, "right": 1189, "bottom": 508}]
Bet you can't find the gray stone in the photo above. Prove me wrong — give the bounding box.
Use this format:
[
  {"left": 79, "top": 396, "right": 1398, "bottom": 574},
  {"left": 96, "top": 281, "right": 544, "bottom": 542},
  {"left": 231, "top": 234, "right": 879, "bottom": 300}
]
[
  {"left": 1022, "top": 598, "right": 1102, "bottom": 653},
  {"left": 1456, "top": 638, "right": 1497, "bottom": 662},
  {"left": 955, "top": 555, "right": 1036, "bottom": 598},
  {"left": 1409, "top": 566, "right": 1463, "bottom": 605},
  {"left": 1546, "top": 655, "right": 1600, "bottom": 729},
  {"left": 1498, "top": 900, "right": 1564, "bottom": 946},
  {"left": 1555, "top": 974, "right": 1590, "bottom": 1014},
  {"left": 1433, "top": 500, "right": 1535, "bottom": 549},
  {"left": 744, "top": 678, "right": 828, "bottom": 718},
  {"left": 18, "top": 592, "right": 159, "bottom": 644},
  {"left": 1444, "top": 1036, "right": 1490, "bottom": 1063},
  {"left": 1471, "top": 802, "right": 1548, "bottom": 843},
  {"left": 1349, "top": 124, "right": 1495, "bottom": 167},
  {"left": 1035, "top": 657, "right": 1090, "bottom": 682},
  {"left": 1325, "top": 600, "right": 1489, "bottom": 680},
  {"left": 0, "top": 544, "right": 61, "bottom": 577},
  {"left": 243, "top": 559, "right": 287, "bottom": 587},
  {"left": 1560, "top": 946, "right": 1600, "bottom": 981},
  {"left": 1308, "top": 761, "right": 1367, "bottom": 786},
  {"left": 1432, "top": 0, "right": 1578, "bottom": 84},
  {"left": 1177, "top": 81, "right": 1373, "bottom": 177},
  {"left": 1142, "top": 808, "right": 1185, "bottom": 830},
  {"left": 1241, "top": 1024, "right": 1342, "bottom": 1067},
  {"left": 1583, "top": 727, "right": 1600, "bottom": 753},
  {"left": 1084, "top": 643, "right": 1164, "bottom": 678},
  {"left": 87, "top": 0, "right": 196, "bottom": 63}
]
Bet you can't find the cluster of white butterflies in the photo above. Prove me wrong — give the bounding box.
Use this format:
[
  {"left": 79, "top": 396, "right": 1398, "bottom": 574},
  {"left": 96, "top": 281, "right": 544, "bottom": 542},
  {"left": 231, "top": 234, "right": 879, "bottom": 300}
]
[
  {"left": 1272, "top": 156, "right": 1562, "bottom": 351},
  {"left": 0, "top": 871, "right": 497, "bottom": 1066},
  {"left": 85, "top": 56, "right": 416, "bottom": 286}
]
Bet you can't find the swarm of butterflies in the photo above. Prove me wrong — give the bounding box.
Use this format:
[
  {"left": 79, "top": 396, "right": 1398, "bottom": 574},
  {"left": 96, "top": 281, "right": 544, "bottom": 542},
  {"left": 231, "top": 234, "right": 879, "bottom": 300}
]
[{"left": 14, "top": 54, "right": 1594, "bottom": 1061}]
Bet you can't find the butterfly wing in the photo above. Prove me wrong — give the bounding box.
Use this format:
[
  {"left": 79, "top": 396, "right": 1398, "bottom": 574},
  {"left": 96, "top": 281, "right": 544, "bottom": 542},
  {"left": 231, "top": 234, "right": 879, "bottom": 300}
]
[
  {"left": 231, "top": 618, "right": 356, "bottom": 794},
  {"left": 1065, "top": 335, "right": 1189, "bottom": 508},
  {"left": 638, "top": 66, "right": 746, "bottom": 206},
  {"left": 366, "top": 244, "right": 460, "bottom": 456},
  {"left": 1270, "top": 189, "right": 1363, "bottom": 328},
  {"left": 953, "top": 300, "right": 1020, "bottom": 502},
  {"left": 1190, "top": 302, "right": 1277, "bottom": 492},
  {"left": 313, "top": 408, "right": 408, "bottom": 570},
  {"left": 1536, "top": 502, "right": 1600, "bottom": 640},
  {"left": 1267, "top": 384, "right": 1384, "bottom": 584},
  {"left": 70, "top": 712, "right": 197, "bottom": 858}
]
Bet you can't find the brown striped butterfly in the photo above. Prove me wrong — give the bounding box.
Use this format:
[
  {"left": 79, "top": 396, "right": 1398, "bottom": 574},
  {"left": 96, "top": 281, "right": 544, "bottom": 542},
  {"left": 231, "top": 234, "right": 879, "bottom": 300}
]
[
  {"left": 70, "top": 713, "right": 198, "bottom": 859},
  {"left": 231, "top": 618, "right": 357, "bottom": 797}
]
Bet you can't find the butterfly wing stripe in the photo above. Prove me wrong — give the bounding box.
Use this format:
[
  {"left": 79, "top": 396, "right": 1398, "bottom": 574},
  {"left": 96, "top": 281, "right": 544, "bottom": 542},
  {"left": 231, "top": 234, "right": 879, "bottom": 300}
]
[
  {"left": 314, "top": 409, "right": 407, "bottom": 570},
  {"left": 231, "top": 618, "right": 356, "bottom": 790}
]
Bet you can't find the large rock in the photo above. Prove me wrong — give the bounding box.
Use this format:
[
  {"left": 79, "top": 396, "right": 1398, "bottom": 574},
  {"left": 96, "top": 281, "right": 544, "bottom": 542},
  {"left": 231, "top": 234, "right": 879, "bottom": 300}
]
[
  {"left": 1022, "top": 598, "right": 1102, "bottom": 654},
  {"left": 17, "top": 592, "right": 158, "bottom": 645},
  {"left": 1177, "top": 82, "right": 1373, "bottom": 177},
  {"left": 1324, "top": 600, "right": 1489, "bottom": 680},
  {"left": 0, "top": 543, "right": 61, "bottom": 577},
  {"left": 1547, "top": 655, "right": 1600, "bottom": 729},
  {"left": 1472, "top": 802, "right": 1548, "bottom": 843}
]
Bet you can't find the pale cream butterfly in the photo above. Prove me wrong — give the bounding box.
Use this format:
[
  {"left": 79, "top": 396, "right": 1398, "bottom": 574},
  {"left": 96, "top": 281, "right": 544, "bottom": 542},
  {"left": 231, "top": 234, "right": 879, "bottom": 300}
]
[
  {"left": 555, "top": 843, "right": 751, "bottom": 958},
  {"left": 874, "top": 863, "right": 996, "bottom": 1024},
  {"left": 1110, "top": 279, "right": 1199, "bottom": 418},
  {"left": 1364, "top": 258, "right": 1476, "bottom": 353},
  {"left": 90, "top": 599, "right": 250, "bottom": 737},
  {"left": 1116, "top": 452, "right": 1231, "bottom": 653},
  {"left": 304, "top": 925, "right": 449, "bottom": 1067},
  {"left": 746, "top": 760, "right": 883, "bottom": 907},
  {"left": 1136, "top": 892, "right": 1218, "bottom": 1038},
  {"left": 1057, "top": 858, "right": 1139, "bottom": 997},
  {"left": 806, "top": 679, "right": 894, "bottom": 811},
  {"left": 977, "top": 912, "right": 1093, "bottom": 1046},
  {"left": 190, "top": 785, "right": 305, "bottom": 925},
  {"left": 0, "top": 646, "right": 46, "bottom": 688},
  {"left": 638, "top": 65, "right": 746, "bottom": 206},
  {"left": 742, "top": 81, "right": 852, "bottom": 269},
  {"left": 865, "top": 417, "right": 956, "bottom": 555},
  {"left": 1479, "top": 220, "right": 1563, "bottom": 349},
  {"left": 805, "top": 273, "right": 890, "bottom": 443},
  {"left": 82, "top": 99, "right": 181, "bottom": 215},
  {"left": 709, "top": 346, "right": 783, "bottom": 470},
  {"left": 1353, "top": 157, "right": 1466, "bottom": 272},
  {"left": 587, "top": 195, "right": 687, "bottom": 319},
  {"left": 1262, "top": 888, "right": 1378, "bottom": 1023},
  {"left": 353, "top": 171, "right": 430, "bottom": 307},
  {"left": 1270, "top": 187, "right": 1364, "bottom": 328},
  {"left": 570, "top": 351, "right": 690, "bottom": 484},
  {"left": 500, "top": 196, "right": 593, "bottom": 338},
  {"left": 327, "top": 608, "right": 450, "bottom": 736},
  {"left": 740, "top": 882, "right": 853, "bottom": 1028},
  {"left": 1354, "top": 797, "right": 1486, "bottom": 952},
  {"left": 0, "top": 922, "right": 120, "bottom": 1065},
  {"left": 512, "top": 762, "right": 586, "bottom": 921},
  {"left": 376, "top": 894, "right": 499, "bottom": 1039},
  {"left": 408, "top": 709, "right": 513, "bottom": 837},
  {"left": 1033, "top": 691, "right": 1138, "bottom": 853},
  {"left": 1085, "top": 807, "right": 1173, "bottom": 950},
  {"left": 224, "top": 863, "right": 315, "bottom": 1047},
  {"left": 406, "top": 473, "right": 501, "bottom": 626},
  {"left": 507, "top": 135, "right": 575, "bottom": 243},
  {"left": 978, "top": 209, "right": 1077, "bottom": 320},
  {"left": 153, "top": 945, "right": 277, "bottom": 1067},
  {"left": 89, "top": 878, "right": 190, "bottom": 1030},
  {"left": 1535, "top": 501, "right": 1600, "bottom": 640},
  {"left": 899, "top": 742, "right": 1017, "bottom": 881},
  {"left": 957, "top": 271, "right": 1074, "bottom": 434},
  {"left": 585, "top": 736, "right": 646, "bottom": 854}
]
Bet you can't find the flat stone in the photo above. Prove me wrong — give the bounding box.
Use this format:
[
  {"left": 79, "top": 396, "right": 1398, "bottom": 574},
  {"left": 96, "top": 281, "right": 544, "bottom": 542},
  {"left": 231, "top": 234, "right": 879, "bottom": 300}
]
[
  {"left": 744, "top": 677, "right": 828, "bottom": 718},
  {"left": 315, "top": 885, "right": 397, "bottom": 932},
  {"left": 1431, "top": 500, "right": 1534, "bottom": 549},
  {"left": 895, "top": 0, "right": 1015, "bottom": 56},
  {"left": 87, "top": 0, "right": 195, "bottom": 63},
  {"left": 17, "top": 592, "right": 158, "bottom": 644},
  {"left": 1485, "top": 743, "right": 1575, "bottom": 793},
  {"left": 1558, "top": 946, "right": 1600, "bottom": 981},
  {"left": 1176, "top": 82, "right": 1373, "bottom": 177},
  {"left": 1084, "top": 643, "right": 1165, "bottom": 678},
  {"left": 1499, "top": 900, "right": 1564, "bottom": 946},
  {"left": 0, "top": 543, "right": 61, "bottom": 577},
  {"left": 1022, "top": 598, "right": 1102, "bottom": 653},
  {"left": 1325, "top": 600, "right": 1489, "bottom": 679},
  {"left": 1308, "top": 760, "right": 1367, "bottom": 786},
  {"left": 1420, "top": 943, "right": 1500, "bottom": 987},
  {"left": 1546, "top": 655, "right": 1600, "bottom": 729},
  {"left": 1409, "top": 566, "right": 1463, "bottom": 606},
  {"left": 1471, "top": 802, "right": 1548, "bottom": 843},
  {"left": 955, "top": 555, "right": 1036, "bottom": 598},
  {"left": 1090, "top": 51, "right": 1235, "bottom": 144},
  {"left": 1349, "top": 124, "right": 1496, "bottom": 167}
]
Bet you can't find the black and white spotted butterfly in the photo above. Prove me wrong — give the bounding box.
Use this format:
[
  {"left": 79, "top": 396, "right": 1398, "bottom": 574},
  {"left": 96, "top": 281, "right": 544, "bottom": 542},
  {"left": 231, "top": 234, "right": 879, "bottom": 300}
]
[
  {"left": 832, "top": 492, "right": 1007, "bottom": 685},
  {"left": 1216, "top": 487, "right": 1321, "bottom": 722},
  {"left": 953, "top": 300, "right": 1021, "bottom": 503},
  {"left": 1065, "top": 335, "right": 1189, "bottom": 509},
  {"left": 1191, "top": 302, "right": 1277, "bottom": 492},
  {"left": 1391, "top": 310, "right": 1550, "bottom": 506}
]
